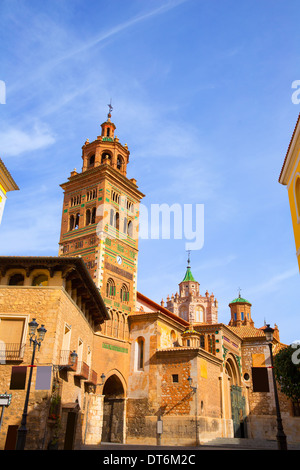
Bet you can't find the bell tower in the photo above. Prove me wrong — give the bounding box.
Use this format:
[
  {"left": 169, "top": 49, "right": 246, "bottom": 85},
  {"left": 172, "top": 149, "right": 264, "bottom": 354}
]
[
  {"left": 228, "top": 291, "right": 254, "bottom": 327},
  {"left": 164, "top": 253, "right": 218, "bottom": 324},
  {"left": 58, "top": 106, "right": 145, "bottom": 315}
]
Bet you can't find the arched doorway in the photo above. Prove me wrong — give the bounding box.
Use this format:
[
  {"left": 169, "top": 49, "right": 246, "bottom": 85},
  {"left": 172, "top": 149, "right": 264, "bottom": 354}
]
[
  {"left": 225, "top": 355, "right": 247, "bottom": 438},
  {"left": 102, "top": 374, "right": 125, "bottom": 443}
]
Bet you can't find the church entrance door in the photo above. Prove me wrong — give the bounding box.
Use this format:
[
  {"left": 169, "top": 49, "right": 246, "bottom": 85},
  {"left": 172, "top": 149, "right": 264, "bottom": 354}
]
[
  {"left": 102, "top": 375, "right": 125, "bottom": 443},
  {"left": 230, "top": 385, "right": 246, "bottom": 438}
]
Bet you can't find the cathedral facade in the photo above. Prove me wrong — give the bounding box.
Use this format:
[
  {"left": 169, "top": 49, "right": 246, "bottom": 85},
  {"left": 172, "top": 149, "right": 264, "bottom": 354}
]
[{"left": 0, "top": 111, "right": 299, "bottom": 449}]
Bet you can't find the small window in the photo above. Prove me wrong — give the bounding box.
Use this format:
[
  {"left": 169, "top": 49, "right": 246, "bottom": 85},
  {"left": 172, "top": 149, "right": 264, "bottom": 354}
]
[
  {"left": 172, "top": 374, "right": 179, "bottom": 383},
  {"left": 252, "top": 367, "right": 269, "bottom": 392},
  {"left": 241, "top": 312, "right": 244, "bottom": 321},
  {"left": 137, "top": 337, "right": 144, "bottom": 370},
  {"left": 10, "top": 366, "right": 27, "bottom": 390}
]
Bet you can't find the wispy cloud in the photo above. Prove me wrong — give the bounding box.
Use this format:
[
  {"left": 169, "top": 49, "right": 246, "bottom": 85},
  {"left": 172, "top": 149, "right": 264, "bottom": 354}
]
[
  {"left": 56, "top": 0, "right": 190, "bottom": 62},
  {"left": 248, "top": 267, "right": 299, "bottom": 296},
  {"left": 0, "top": 123, "right": 55, "bottom": 157}
]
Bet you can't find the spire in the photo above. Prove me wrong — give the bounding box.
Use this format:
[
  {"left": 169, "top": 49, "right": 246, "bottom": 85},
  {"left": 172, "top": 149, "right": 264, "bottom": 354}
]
[{"left": 181, "top": 251, "right": 196, "bottom": 282}]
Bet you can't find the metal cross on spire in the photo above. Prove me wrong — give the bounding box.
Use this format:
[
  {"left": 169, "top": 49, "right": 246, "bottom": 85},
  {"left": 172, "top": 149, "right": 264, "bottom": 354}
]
[
  {"left": 238, "top": 287, "right": 242, "bottom": 298},
  {"left": 187, "top": 250, "right": 191, "bottom": 267}
]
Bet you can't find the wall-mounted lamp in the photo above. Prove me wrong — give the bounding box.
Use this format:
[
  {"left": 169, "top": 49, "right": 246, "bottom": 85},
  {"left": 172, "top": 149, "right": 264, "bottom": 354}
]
[
  {"left": 187, "top": 376, "right": 197, "bottom": 393},
  {"left": 99, "top": 373, "right": 106, "bottom": 386}
]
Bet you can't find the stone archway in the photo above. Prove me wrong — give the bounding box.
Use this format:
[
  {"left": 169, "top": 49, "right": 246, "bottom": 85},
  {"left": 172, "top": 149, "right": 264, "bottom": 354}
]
[{"left": 102, "top": 374, "right": 125, "bottom": 443}]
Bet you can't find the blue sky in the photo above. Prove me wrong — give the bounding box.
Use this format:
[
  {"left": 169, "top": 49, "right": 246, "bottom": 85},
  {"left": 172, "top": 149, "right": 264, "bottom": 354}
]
[{"left": 0, "top": 0, "right": 299, "bottom": 345}]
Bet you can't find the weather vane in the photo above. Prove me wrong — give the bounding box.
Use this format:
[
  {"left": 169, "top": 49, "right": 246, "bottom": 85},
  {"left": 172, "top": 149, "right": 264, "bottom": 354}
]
[
  {"left": 238, "top": 287, "right": 242, "bottom": 298},
  {"left": 108, "top": 99, "right": 113, "bottom": 116}
]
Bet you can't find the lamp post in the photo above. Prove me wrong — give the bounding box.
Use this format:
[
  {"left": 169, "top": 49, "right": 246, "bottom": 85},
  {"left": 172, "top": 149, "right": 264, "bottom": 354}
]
[
  {"left": 16, "top": 319, "right": 47, "bottom": 450},
  {"left": 187, "top": 376, "right": 199, "bottom": 446},
  {"left": 264, "top": 324, "right": 287, "bottom": 450}
]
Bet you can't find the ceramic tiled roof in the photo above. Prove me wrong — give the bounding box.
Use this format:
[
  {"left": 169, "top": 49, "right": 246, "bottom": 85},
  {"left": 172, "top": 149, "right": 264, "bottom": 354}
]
[
  {"left": 182, "top": 267, "right": 196, "bottom": 282},
  {"left": 227, "top": 325, "right": 266, "bottom": 339}
]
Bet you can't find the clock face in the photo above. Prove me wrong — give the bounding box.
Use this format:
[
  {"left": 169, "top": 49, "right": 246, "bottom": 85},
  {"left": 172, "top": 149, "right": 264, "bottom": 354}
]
[{"left": 117, "top": 255, "right": 122, "bottom": 265}]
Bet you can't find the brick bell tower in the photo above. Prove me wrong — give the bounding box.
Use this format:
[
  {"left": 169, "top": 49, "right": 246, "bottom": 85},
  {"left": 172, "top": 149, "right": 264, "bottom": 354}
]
[{"left": 58, "top": 105, "right": 145, "bottom": 314}]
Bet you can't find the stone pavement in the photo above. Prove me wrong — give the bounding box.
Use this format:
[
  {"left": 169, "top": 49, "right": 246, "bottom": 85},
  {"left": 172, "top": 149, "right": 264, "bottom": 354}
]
[{"left": 81, "top": 437, "right": 300, "bottom": 451}]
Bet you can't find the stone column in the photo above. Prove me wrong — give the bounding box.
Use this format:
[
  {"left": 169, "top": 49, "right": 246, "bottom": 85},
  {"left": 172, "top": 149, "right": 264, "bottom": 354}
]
[{"left": 83, "top": 394, "right": 104, "bottom": 446}]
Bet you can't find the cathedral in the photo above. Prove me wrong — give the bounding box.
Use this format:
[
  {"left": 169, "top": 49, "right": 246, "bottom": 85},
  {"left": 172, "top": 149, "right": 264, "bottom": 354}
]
[{"left": 0, "top": 109, "right": 299, "bottom": 450}]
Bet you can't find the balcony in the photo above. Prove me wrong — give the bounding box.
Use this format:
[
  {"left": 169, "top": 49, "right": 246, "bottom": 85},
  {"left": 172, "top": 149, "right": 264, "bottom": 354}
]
[
  {"left": 85, "top": 369, "right": 97, "bottom": 386},
  {"left": 0, "top": 343, "right": 25, "bottom": 362},
  {"left": 59, "top": 350, "right": 78, "bottom": 371},
  {"left": 74, "top": 361, "right": 89, "bottom": 380}
]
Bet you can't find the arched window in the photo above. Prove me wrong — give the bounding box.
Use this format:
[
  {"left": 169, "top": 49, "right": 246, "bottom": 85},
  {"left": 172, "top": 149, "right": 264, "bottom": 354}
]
[
  {"left": 127, "top": 220, "right": 133, "bottom": 237},
  {"left": 116, "top": 212, "right": 120, "bottom": 231},
  {"left": 91, "top": 207, "right": 96, "bottom": 224},
  {"left": 101, "top": 152, "right": 111, "bottom": 164},
  {"left": 32, "top": 274, "right": 48, "bottom": 286},
  {"left": 9, "top": 273, "right": 24, "bottom": 286},
  {"left": 123, "top": 217, "right": 127, "bottom": 233},
  {"left": 117, "top": 156, "right": 123, "bottom": 170},
  {"left": 111, "top": 190, "right": 120, "bottom": 204},
  {"left": 71, "top": 213, "right": 80, "bottom": 230},
  {"left": 110, "top": 208, "right": 115, "bottom": 227},
  {"left": 136, "top": 337, "right": 144, "bottom": 370},
  {"left": 120, "top": 283, "right": 129, "bottom": 303},
  {"left": 106, "top": 278, "right": 115, "bottom": 298},
  {"left": 88, "top": 154, "right": 95, "bottom": 167},
  {"left": 195, "top": 306, "right": 204, "bottom": 323},
  {"left": 69, "top": 214, "right": 75, "bottom": 231},
  {"left": 179, "top": 306, "right": 188, "bottom": 321},
  {"left": 86, "top": 209, "right": 91, "bottom": 226}
]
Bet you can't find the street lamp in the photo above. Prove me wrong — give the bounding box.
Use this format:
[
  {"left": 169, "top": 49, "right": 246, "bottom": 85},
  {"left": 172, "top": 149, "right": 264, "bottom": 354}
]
[
  {"left": 15, "top": 319, "right": 47, "bottom": 450},
  {"left": 264, "top": 324, "right": 287, "bottom": 450},
  {"left": 187, "top": 376, "right": 199, "bottom": 446}
]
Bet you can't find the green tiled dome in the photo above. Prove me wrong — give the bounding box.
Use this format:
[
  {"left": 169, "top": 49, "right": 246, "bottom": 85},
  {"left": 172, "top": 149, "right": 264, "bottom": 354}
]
[
  {"left": 229, "top": 295, "right": 251, "bottom": 305},
  {"left": 182, "top": 267, "right": 196, "bottom": 282}
]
